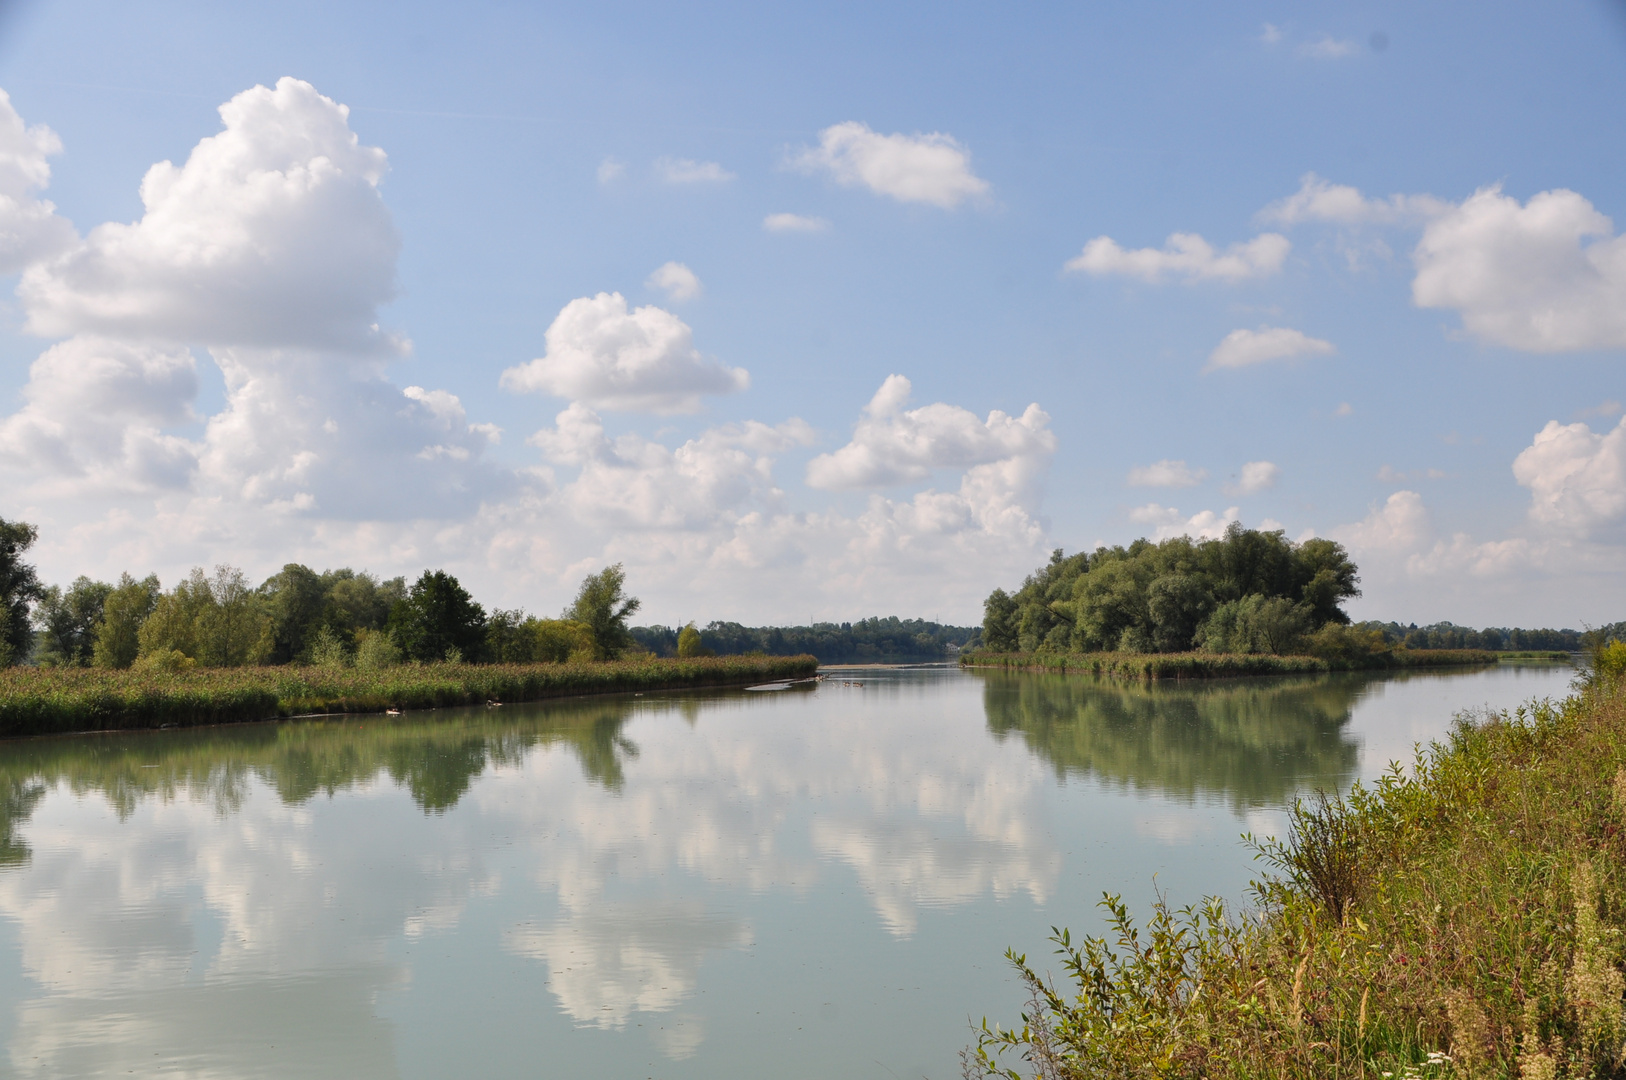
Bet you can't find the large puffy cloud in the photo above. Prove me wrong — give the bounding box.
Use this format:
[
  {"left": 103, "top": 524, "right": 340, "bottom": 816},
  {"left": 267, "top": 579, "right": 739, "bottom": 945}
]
[
  {"left": 1412, "top": 186, "right": 1626, "bottom": 353},
  {"left": 0, "top": 81, "right": 1053, "bottom": 624},
  {"left": 529, "top": 403, "right": 813, "bottom": 530},
  {"left": 0, "top": 78, "right": 502, "bottom": 523},
  {"left": 1331, "top": 490, "right": 1431, "bottom": 553},
  {"left": 806, "top": 375, "right": 1054, "bottom": 491},
  {"left": 1206, "top": 326, "right": 1335, "bottom": 370},
  {"left": 1512, "top": 415, "right": 1626, "bottom": 536},
  {"left": 0, "top": 89, "right": 75, "bottom": 275},
  {"left": 22, "top": 78, "right": 398, "bottom": 352},
  {"left": 0, "top": 337, "right": 198, "bottom": 494},
  {"left": 500, "top": 293, "right": 749, "bottom": 414},
  {"left": 1066, "top": 231, "right": 1289, "bottom": 283},
  {"left": 791, "top": 122, "right": 989, "bottom": 209}
]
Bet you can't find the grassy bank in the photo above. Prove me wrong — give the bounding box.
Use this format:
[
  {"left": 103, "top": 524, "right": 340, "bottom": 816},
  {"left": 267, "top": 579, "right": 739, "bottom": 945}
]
[
  {"left": 959, "top": 648, "right": 1502, "bottom": 679},
  {"left": 968, "top": 647, "right": 1626, "bottom": 1080},
  {"left": 0, "top": 654, "right": 818, "bottom": 738}
]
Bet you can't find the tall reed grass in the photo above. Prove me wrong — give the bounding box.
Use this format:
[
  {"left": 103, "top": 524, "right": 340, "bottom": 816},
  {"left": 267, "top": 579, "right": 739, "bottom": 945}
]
[
  {"left": 0, "top": 655, "right": 818, "bottom": 737},
  {"left": 966, "top": 648, "right": 1626, "bottom": 1080},
  {"left": 961, "top": 649, "right": 1503, "bottom": 680}
]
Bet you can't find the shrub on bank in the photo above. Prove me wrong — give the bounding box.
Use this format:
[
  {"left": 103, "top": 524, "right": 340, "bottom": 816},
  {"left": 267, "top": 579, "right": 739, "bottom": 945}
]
[{"left": 967, "top": 650, "right": 1626, "bottom": 1079}]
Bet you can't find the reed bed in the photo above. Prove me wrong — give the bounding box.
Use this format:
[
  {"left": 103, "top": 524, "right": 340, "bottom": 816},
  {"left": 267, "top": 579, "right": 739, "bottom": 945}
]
[
  {"left": 960, "top": 649, "right": 1502, "bottom": 680},
  {"left": 967, "top": 647, "right": 1626, "bottom": 1080},
  {"left": 0, "top": 654, "right": 818, "bottom": 737}
]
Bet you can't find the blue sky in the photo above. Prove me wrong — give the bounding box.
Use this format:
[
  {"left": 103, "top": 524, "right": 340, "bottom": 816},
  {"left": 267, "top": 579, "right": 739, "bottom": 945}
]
[{"left": 0, "top": 0, "right": 1622, "bottom": 626}]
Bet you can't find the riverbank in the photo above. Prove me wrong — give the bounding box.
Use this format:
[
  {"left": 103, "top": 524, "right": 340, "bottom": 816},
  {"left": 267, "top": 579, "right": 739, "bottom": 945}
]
[
  {"left": 0, "top": 655, "right": 819, "bottom": 738},
  {"left": 959, "top": 648, "right": 1505, "bottom": 679},
  {"left": 969, "top": 648, "right": 1626, "bottom": 1080}
]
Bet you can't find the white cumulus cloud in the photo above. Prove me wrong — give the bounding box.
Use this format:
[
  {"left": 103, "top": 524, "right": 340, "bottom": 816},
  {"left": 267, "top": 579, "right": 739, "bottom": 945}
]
[
  {"left": 0, "top": 336, "right": 198, "bottom": 493},
  {"left": 1332, "top": 490, "right": 1430, "bottom": 553},
  {"left": 1126, "top": 459, "right": 1206, "bottom": 488},
  {"left": 1127, "top": 504, "right": 1240, "bottom": 540},
  {"left": 1065, "top": 231, "right": 1289, "bottom": 283},
  {"left": 21, "top": 78, "right": 399, "bottom": 352},
  {"left": 791, "top": 122, "right": 989, "bottom": 209},
  {"left": 1512, "top": 415, "right": 1626, "bottom": 536},
  {"left": 1225, "top": 461, "right": 1280, "bottom": 495},
  {"left": 646, "top": 261, "right": 702, "bottom": 302},
  {"left": 806, "top": 375, "right": 1054, "bottom": 490},
  {"left": 654, "top": 157, "right": 734, "bottom": 184},
  {"left": 0, "top": 88, "right": 75, "bottom": 275},
  {"left": 500, "top": 292, "right": 748, "bottom": 414},
  {"left": 1206, "top": 325, "right": 1336, "bottom": 370},
  {"left": 1257, "top": 173, "right": 1447, "bottom": 227},
  {"left": 762, "top": 213, "right": 829, "bottom": 233},
  {"left": 1412, "top": 185, "right": 1626, "bottom": 353}
]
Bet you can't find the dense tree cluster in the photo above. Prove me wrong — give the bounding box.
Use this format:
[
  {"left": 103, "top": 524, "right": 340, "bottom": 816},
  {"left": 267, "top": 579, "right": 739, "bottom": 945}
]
[
  {"left": 982, "top": 525, "right": 1362, "bottom": 655},
  {"left": 631, "top": 616, "right": 980, "bottom": 663},
  {"left": 0, "top": 514, "right": 645, "bottom": 669}
]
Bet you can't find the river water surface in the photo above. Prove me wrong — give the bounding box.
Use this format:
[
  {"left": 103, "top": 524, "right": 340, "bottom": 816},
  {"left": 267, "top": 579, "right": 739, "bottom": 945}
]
[{"left": 0, "top": 663, "right": 1574, "bottom": 1078}]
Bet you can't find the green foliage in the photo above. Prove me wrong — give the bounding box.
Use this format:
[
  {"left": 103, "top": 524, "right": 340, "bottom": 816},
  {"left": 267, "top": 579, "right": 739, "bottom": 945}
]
[
  {"left": 136, "top": 566, "right": 268, "bottom": 668},
  {"left": 676, "top": 622, "right": 712, "bottom": 658},
  {"left": 971, "top": 676, "right": 1626, "bottom": 1080},
  {"left": 985, "top": 525, "right": 1361, "bottom": 656},
  {"left": 31, "top": 576, "right": 113, "bottom": 666},
  {"left": 564, "top": 564, "right": 641, "bottom": 659},
  {"left": 528, "top": 618, "right": 597, "bottom": 663},
  {"left": 354, "top": 628, "right": 402, "bottom": 670},
  {"left": 0, "top": 516, "right": 43, "bottom": 665},
  {"left": 0, "top": 654, "right": 818, "bottom": 736},
  {"left": 306, "top": 625, "right": 351, "bottom": 669},
  {"left": 93, "top": 573, "right": 161, "bottom": 669},
  {"left": 391, "top": 570, "right": 487, "bottom": 662},
  {"left": 259, "top": 563, "right": 328, "bottom": 664},
  {"left": 1195, "top": 594, "right": 1311, "bottom": 655}
]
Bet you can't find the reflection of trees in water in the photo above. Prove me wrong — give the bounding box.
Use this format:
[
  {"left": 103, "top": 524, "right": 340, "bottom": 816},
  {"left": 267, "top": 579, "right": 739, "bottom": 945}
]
[
  {"left": 0, "top": 694, "right": 695, "bottom": 860},
  {"left": 980, "top": 671, "right": 1372, "bottom": 810}
]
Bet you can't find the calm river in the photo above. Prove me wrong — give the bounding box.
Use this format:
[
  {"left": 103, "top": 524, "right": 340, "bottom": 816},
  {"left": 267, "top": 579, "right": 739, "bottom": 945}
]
[{"left": 0, "top": 663, "right": 1573, "bottom": 1078}]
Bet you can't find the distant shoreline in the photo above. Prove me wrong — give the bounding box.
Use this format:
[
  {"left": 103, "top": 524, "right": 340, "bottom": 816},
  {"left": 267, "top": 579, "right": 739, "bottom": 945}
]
[{"left": 957, "top": 649, "right": 1556, "bottom": 679}]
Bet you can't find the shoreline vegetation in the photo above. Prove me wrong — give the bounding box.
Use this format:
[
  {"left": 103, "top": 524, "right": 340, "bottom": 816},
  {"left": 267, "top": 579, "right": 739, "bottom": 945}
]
[
  {"left": 0, "top": 654, "right": 819, "bottom": 739},
  {"left": 966, "top": 642, "right": 1626, "bottom": 1080},
  {"left": 959, "top": 648, "right": 1540, "bottom": 680}
]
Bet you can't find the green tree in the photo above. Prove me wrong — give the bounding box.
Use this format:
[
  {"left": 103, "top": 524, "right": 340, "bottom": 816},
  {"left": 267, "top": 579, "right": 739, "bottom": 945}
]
[
  {"left": 259, "top": 564, "right": 328, "bottom": 663},
  {"left": 676, "top": 622, "right": 712, "bottom": 658},
  {"left": 982, "top": 588, "right": 1019, "bottom": 652},
  {"left": 529, "top": 618, "right": 596, "bottom": 662},
  {"left": 93, "top": 573, "right": 161, "bottom": 668},
  {"left": 484, "top": 609, "right": 531, "bottom": 663},
  {"left": 0, "top": 517, "right": 43, "bottom": 665},
  {"left": 32, "top": 577, "right": 114, "bottom": 666},
  {"left": 194, "top": 566, "right": 268, "bottom": 667},
  {"left": 564, "top": 565, "right": 641, "bottom": 659},
  {"left": 391, "top": 570, "right": 487, "bottom": 662},
  {"left": 137, "top": 570, "right": 212, "bottom": 661}
]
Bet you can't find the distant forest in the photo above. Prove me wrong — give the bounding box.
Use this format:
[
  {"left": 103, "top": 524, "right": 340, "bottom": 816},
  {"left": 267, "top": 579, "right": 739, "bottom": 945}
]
[{"left": 632, "top": 618, "right": 980, "bottom": 664}]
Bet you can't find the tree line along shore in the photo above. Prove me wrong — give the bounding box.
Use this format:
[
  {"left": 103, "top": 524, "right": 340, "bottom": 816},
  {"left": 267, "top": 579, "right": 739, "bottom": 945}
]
[{"left": 971, "top": 524, "right": 1618, "bottom": 675}]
